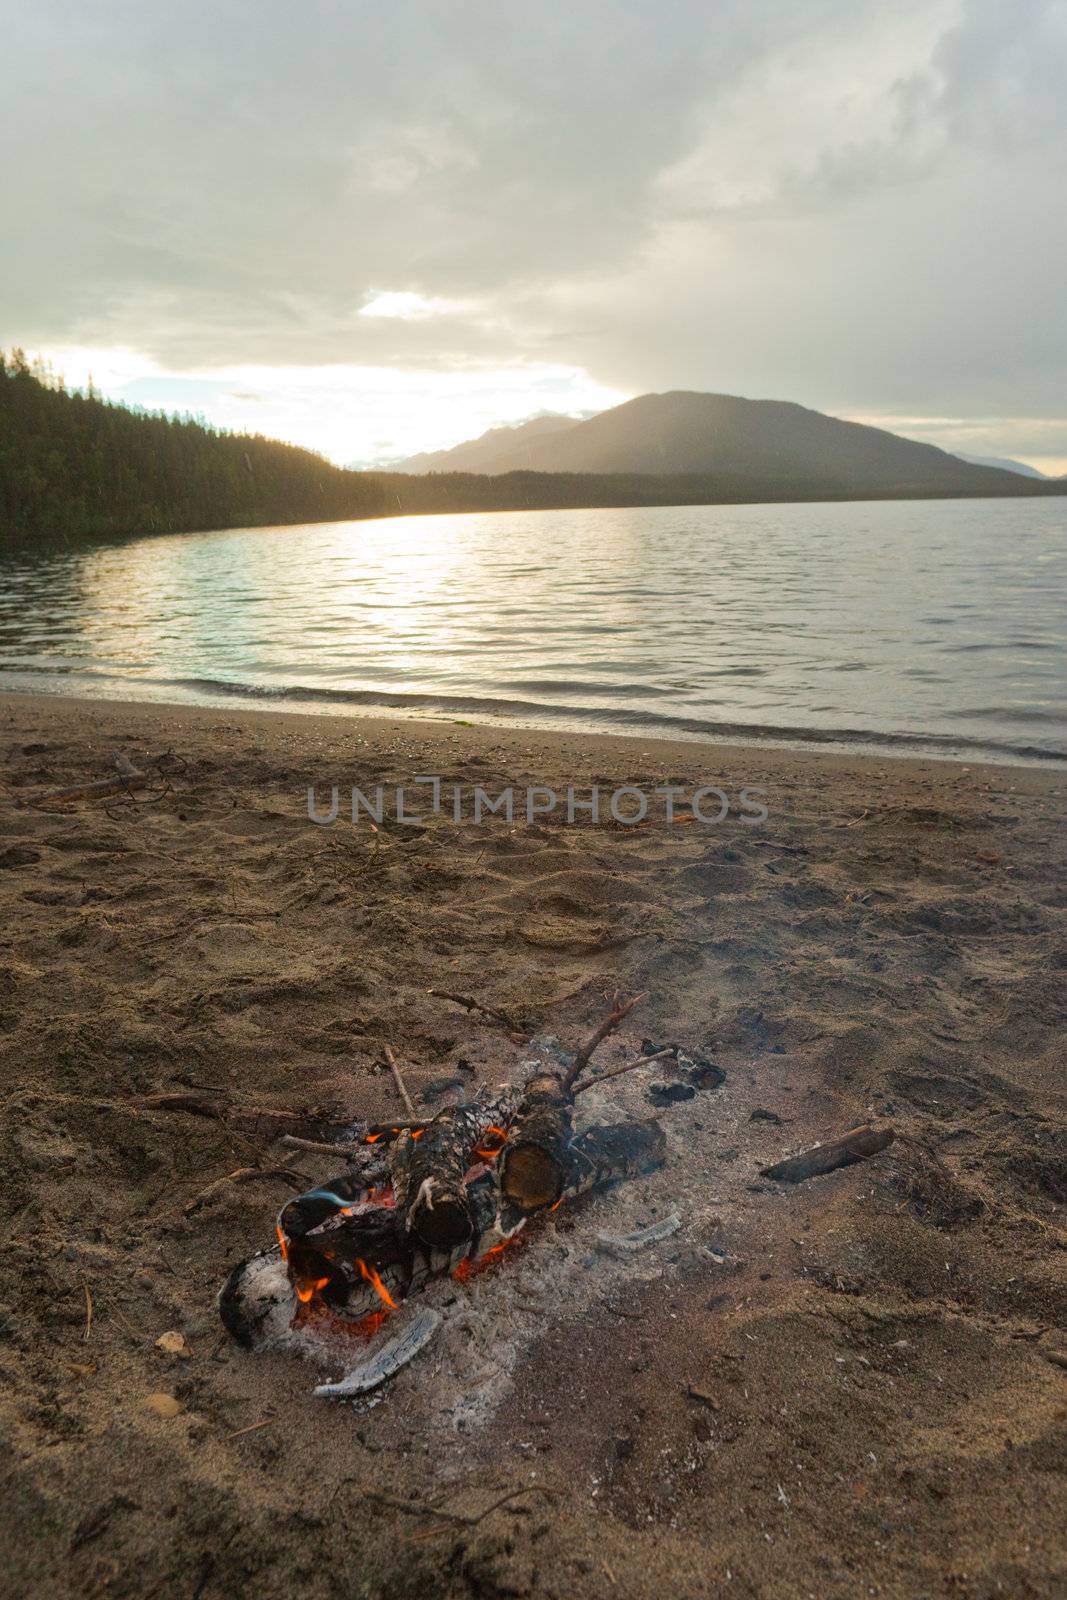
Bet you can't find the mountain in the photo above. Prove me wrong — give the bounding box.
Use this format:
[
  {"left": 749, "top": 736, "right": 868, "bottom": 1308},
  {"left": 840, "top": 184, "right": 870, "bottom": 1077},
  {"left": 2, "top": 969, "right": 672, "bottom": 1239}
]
[
  {"left": 402, "top": 390, "right": 1049, "bottom": 499},
  {"left": 954, "top": 452, "right": 1048, "bottom": 479},
  {"left": 398, "top": 413, "right": 580, "bottom": 474}
]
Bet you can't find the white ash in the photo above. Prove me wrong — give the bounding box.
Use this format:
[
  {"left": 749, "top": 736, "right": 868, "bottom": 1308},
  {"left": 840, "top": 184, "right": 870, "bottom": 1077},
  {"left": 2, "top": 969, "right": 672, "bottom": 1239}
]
[{"left": 236, "top": 1036, "right": 744, "bottom": 1432}]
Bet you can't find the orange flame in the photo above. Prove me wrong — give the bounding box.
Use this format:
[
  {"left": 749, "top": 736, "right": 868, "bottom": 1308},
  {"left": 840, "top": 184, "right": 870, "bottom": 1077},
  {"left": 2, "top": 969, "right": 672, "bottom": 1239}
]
[
  {"left": 356, "top": 1257, "right": 398, "bottom": 1311},
  {"left": 295, "top": 1275, "right": 329, "bottom": 1304},
  {"left": 336, "top": 1182, "right": 395, "bottom": 1218},
  {"left": 474, "top": 1124, "right": 509, "bottom": 1161}
]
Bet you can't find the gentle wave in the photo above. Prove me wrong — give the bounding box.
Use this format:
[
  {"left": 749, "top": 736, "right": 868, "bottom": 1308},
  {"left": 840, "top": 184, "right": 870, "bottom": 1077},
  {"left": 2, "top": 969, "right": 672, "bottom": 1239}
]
[
  {"left": 1, "top": 498, "right": 1065, "bottom": 765},
  {"left": 3, "top": 661, "right": 1064, "bottom": 765}
]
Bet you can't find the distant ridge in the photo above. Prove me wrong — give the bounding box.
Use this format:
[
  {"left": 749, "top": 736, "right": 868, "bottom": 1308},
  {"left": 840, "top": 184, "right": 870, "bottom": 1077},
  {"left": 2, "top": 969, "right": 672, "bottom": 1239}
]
[
  {"left": 398, "top": 390, "right": 1050, "bottom": 499},
  {"left": 398, "top": 413, "right": 580, "bottom": 474},
  {"left": 954, "top": 452, "right": 1048, "bottom": 479}
]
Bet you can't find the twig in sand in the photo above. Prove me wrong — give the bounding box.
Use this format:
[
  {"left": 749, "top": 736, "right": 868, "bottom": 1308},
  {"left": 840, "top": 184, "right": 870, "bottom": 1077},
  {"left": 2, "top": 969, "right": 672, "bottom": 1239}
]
[
  {"left": 136, "top": 1091, "right": 330, "bottom": 1144},
  {"left": 279, "top": 1134, "right": 361, "bottom": 1158},
  {"left": 562, "top": 992, "right": 648, "bottom": 1092},
  {"left": 350, "top": 1483, "right": 559, "bottom": 1529},
  {"left": 177, "top": 1165, "right": 310, "bottom": 1217},
  {"left": 222, "top": 1419, "right": 274, "bottom": 1442},
  {"left": 382, "top": 1044, "right": 416, "bottom": 1117},
  {"left": 572, "top": 1046, "right": 674, "bottom": 1097},
  {"left": 108, "top": 1302, "right": 146, "bottom": 1339},
  {"left": 429, "top": 988, "right": 520, "bottom": 1032},
  {"left": 83, "top": 1284, "right": 93, "bottom": 1342}
]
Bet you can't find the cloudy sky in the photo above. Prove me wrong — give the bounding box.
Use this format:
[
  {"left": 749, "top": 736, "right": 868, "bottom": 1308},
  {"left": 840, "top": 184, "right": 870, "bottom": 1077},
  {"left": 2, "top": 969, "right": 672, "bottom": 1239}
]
[{"left": 3, "top": 0, "right": 1065, "bottom": 469}]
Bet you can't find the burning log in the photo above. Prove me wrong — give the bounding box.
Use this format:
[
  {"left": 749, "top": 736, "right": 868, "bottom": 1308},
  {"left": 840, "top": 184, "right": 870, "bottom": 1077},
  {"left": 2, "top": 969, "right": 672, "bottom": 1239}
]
[
  {"left": 220, "top": 1164, "right": 517, "bottom": 1346},
  {"left": 390, "top": 1103, "right": 492, "bottom": 1251},
  {"left": 219, "top": 996, "right": 684, "bottom": 1373},
  {"left": 219, "top": 1109, "right": 667, "bottom": 1350},
  {"left": 760, "top": 1123, "right": 895, "bottom": 1183}
]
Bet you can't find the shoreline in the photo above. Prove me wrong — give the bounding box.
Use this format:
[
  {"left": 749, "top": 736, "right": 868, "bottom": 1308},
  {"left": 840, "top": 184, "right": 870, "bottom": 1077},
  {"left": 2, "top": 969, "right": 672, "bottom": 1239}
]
[
  {"left": 4, "top": 479, "right": 1067, "bottom": 550},
  {"left": 1, "top": 685, "right": 1063, "bottom": 775}
]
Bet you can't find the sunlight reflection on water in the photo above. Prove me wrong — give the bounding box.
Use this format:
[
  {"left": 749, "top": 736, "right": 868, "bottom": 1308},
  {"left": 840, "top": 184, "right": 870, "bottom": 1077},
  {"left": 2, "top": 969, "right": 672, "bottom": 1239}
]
[{"left": 1, "top": 498, "right": 1065, "bottom": 762}]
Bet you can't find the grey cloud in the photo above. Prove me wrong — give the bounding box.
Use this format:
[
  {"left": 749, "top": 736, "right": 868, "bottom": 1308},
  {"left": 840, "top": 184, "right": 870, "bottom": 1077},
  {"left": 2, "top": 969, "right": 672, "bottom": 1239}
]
[{"left": 0, "top": 0, "right": 1064, "bottom": 449}]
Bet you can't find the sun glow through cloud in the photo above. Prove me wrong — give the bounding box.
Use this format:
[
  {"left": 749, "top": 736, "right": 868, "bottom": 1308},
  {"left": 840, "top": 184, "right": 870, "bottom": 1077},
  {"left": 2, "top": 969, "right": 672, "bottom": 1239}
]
[
  {"left": 36, "top": 347, "right": 630, "bottom": 468},
  {"left": 358, "top": 290, "right": 469, "bottom": 321}
]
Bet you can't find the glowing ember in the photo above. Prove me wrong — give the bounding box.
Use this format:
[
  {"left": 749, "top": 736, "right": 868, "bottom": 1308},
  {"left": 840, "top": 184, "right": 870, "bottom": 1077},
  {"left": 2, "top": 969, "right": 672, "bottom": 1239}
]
[
  {"left": 350, "top": 1309, "right": 390, "bottom": 1339},
  {"left": 452, "top": 1235, "right": 525, "bottom": 1283}
]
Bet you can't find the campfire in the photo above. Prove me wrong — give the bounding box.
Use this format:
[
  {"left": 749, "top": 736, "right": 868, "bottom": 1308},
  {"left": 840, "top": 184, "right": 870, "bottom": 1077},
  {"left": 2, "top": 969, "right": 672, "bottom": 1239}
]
[
  {"left": 216, "top": 991, "right": 897, "bottom": 1404},
  {"left": 218, "top": 995, "right": 690, "bottom": 1394}
]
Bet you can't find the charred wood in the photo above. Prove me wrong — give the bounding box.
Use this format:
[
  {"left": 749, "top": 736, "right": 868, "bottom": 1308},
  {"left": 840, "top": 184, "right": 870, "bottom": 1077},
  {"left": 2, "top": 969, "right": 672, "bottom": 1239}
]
[
  {"left": 563, "top": 1118, "right": 666, "bottom": 1200},
  {"left": 499, "top": 1070, "right": 574, "bottom": 1210}
]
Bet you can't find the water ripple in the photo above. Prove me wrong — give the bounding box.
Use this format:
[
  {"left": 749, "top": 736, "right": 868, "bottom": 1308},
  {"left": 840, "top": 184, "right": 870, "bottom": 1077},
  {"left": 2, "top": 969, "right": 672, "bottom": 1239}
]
[{"left": 0, "top": 498, "right": 1065, "bottom": 763}]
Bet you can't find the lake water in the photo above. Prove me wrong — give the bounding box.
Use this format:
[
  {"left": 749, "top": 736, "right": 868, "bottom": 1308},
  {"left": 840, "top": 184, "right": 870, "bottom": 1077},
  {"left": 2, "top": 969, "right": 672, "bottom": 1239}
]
[{"left": 1, "top": 498, "right": 1065, "bottom": 763}]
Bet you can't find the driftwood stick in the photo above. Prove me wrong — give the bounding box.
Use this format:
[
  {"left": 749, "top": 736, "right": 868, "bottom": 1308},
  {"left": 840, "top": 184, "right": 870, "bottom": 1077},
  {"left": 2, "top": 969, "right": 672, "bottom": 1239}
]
[
  {"left": 572, "top": 1047, "right": 674, "bottom": 1096},
  {"left": 562, "top": 992, "right": 647, "bottom": 1092},
  {"left": 760, "top": 1124, "right": 895, "bottom": 1184},
  {"left": 429, "top": 988, "right": 519, "bottom": 1031},
  {"left": 382, "top": 1045, "right": 416, "bottom": 1117},
  {"left": 27, "top": 751, "right": 146, "bottom": 807}
]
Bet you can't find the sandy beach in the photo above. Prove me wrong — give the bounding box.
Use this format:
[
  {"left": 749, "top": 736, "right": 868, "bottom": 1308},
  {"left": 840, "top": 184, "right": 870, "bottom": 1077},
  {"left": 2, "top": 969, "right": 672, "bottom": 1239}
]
[{"left": 1, "top": 690, "right": 1064, "bottom": 1600}]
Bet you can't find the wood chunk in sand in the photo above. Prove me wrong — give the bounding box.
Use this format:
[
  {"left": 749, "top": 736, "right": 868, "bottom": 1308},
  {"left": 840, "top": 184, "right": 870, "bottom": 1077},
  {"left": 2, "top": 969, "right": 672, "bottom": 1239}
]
[{"left": 760, "top": 1124, "right": 895, "bottom": 1183}]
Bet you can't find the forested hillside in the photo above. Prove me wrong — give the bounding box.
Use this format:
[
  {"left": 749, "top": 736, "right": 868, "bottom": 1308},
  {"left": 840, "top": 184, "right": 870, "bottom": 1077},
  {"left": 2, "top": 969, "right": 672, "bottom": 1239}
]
[{"left": 0, "top": 352, "right": 385, "bottom": 542}]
